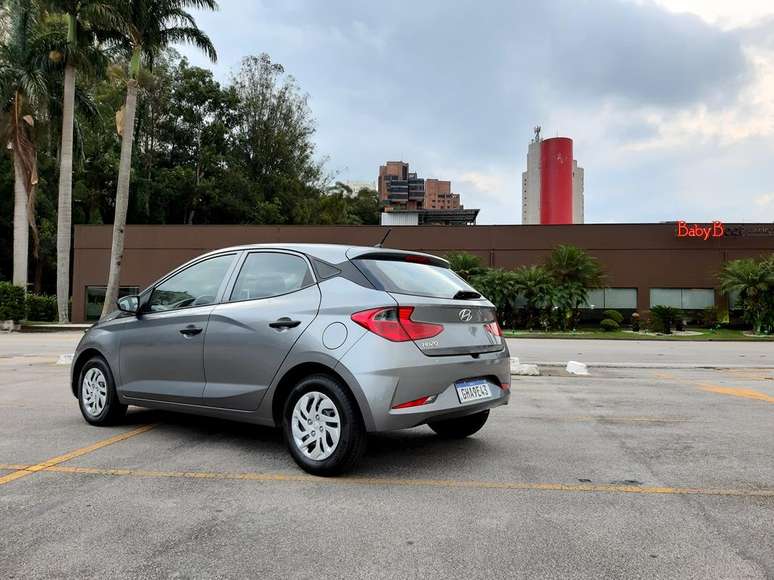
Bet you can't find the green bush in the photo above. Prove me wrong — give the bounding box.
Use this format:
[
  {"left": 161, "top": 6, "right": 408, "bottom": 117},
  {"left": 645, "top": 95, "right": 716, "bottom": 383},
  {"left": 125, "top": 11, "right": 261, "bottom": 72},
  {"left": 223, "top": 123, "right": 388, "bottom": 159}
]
[
  {"left": 0, "top": 282, "right": 26, "bottom": 322},
  {"left": 602, "top": 309, "right": 624, "bottom": 324},
  {"left": 650, "top": 305, "right": 681, "bottom": 334},
  {"left": 600, "top": 318, "right": 619, "bottom": 332},
  {"left": 26, "top": 294, "right": 58, "bottom": 322}
]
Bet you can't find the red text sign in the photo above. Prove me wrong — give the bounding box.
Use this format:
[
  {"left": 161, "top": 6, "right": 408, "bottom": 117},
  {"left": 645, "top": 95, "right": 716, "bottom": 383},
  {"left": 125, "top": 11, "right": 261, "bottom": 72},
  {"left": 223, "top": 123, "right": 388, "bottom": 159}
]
[{"left": 676, "top": 220, "right": 724, "bottom": 241}]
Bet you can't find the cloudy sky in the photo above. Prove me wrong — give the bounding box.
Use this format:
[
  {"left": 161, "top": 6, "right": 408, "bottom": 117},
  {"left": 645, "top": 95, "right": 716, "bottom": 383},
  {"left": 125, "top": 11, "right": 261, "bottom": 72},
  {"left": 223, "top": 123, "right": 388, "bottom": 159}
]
[{"left": 182, "top": 0, "right": 774, "bottom": 224}]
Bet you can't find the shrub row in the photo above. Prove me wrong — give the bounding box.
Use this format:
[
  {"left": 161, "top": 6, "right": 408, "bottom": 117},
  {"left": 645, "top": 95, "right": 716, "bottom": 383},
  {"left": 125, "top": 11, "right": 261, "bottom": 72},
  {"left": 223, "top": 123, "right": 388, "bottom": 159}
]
[{"left": 0, "top": 282, "right": 58, "bottom": 322}]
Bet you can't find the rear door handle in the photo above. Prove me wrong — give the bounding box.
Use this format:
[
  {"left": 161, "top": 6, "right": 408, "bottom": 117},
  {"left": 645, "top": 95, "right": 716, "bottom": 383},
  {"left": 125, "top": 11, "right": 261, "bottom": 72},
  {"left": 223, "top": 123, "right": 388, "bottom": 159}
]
[
  {"left": 179, "top": 325, "right": 203, "bottom": 337},
  {"left": 269, "top": 317, "right": 302, "bottom": 329}
]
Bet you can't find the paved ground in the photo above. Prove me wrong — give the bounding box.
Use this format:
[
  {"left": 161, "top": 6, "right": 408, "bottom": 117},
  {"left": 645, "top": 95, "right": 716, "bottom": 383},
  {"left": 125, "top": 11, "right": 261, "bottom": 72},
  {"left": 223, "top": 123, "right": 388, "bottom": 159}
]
[
  {"left": 507, "top": 337, "right": 774, "bottom": 367},
  {"left": 1, "top": 333, "right": 773, "bottom": 579}
]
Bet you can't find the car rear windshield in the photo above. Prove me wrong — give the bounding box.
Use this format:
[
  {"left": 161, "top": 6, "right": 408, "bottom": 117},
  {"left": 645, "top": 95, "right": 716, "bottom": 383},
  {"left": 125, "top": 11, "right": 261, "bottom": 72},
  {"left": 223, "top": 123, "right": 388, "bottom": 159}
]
[{"left": 354, "top": 257, "right": 477, "bottom": 299}]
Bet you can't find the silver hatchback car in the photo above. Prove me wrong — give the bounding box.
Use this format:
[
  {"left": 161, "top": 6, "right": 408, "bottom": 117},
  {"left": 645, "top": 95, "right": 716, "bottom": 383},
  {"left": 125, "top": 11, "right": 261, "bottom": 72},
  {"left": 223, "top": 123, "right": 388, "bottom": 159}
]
[{"left": 71, "top": 244, "right": 511, "bottom": 474}]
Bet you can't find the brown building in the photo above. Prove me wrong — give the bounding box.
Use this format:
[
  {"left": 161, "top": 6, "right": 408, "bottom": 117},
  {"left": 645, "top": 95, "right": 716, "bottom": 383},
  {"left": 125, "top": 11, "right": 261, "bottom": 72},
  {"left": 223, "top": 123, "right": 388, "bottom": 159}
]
[
  {"left": 378, "top": 162, "right": 461, "bottom": 211},
  {"left": 425, "top": 179, "right": 461, "bottom": 210},
  {"left": 72, "top": 222, "right": 774, "bottom": 322}
]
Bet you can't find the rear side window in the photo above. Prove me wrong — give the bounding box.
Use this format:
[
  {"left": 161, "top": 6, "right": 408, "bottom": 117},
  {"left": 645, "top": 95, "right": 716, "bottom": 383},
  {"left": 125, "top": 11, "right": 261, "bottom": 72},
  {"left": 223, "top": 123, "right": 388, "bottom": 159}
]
[
  {"left": 229, "top": 252, "right": 314, "bottom": 301},
  {"left": 355, "top": 258, "right": 477, "bottom": 299}
]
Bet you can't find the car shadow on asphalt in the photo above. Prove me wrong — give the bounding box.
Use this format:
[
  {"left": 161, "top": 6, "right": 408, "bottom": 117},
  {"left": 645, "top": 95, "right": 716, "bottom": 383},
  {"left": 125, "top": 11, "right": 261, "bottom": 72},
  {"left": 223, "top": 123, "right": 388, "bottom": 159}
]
[{"left": 121, "top": 406, "right": 489, "bottom": 474}]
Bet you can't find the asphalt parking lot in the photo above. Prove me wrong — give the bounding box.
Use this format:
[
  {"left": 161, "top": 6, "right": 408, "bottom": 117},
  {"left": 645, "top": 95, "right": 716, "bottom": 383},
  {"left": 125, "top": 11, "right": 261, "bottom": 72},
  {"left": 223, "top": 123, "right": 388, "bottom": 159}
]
[{"left": 1, "top": 333, "right": 773, "bottom": 579}]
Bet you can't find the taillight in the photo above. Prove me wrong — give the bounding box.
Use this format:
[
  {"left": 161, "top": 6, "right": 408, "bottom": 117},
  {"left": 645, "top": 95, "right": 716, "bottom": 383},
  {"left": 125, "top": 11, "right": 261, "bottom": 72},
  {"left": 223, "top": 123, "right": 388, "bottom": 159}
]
[
  {"left": 351, "top": 307, "right": 443, "bottom": 342},
  {"left": 485, "top": 320, "right": 502, "bottom": 336}
]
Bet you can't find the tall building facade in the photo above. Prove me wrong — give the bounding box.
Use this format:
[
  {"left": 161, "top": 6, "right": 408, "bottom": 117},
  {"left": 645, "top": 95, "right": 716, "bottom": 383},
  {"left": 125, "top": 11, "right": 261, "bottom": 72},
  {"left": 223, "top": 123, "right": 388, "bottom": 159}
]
[
  {"left": 378, "top": 162, "right": 461, "bottom": 211},
  {"left": 522, "top": 131, "right": 584, "bottom": 224}
]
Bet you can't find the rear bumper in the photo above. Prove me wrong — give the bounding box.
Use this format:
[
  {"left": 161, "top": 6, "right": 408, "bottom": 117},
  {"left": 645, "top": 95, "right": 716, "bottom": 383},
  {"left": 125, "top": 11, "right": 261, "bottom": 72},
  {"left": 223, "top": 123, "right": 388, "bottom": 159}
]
[{"left": 335, "top": 333, "right": 511, "bottom": 432}]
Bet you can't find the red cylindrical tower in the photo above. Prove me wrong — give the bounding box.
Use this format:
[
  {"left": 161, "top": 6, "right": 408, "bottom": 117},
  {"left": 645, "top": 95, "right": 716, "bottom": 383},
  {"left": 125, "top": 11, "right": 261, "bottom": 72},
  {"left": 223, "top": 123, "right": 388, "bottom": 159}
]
[{"left": 540, "top": 137, "right": 573, "bottom": 224}]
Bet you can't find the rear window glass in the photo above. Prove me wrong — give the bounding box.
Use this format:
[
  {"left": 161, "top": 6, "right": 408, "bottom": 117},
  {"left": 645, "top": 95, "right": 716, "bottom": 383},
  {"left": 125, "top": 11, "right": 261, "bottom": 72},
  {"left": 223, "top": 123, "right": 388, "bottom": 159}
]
[{"left": 355, "top": 258, "right": 476, "bottom": 299}]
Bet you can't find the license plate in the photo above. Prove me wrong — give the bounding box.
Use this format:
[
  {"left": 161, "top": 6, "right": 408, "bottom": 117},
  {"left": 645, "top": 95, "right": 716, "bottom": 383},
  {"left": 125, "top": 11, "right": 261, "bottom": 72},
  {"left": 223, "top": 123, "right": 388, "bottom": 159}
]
[{"left": 455, "top": 379, "right": 492, "bottom": 404}]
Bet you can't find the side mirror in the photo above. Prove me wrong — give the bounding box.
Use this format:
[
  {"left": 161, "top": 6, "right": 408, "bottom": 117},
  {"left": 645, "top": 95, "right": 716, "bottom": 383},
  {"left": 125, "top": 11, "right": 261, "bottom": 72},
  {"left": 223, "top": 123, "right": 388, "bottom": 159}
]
[{"left": 116, "top": 295, "right": 140, "bottom": 315}]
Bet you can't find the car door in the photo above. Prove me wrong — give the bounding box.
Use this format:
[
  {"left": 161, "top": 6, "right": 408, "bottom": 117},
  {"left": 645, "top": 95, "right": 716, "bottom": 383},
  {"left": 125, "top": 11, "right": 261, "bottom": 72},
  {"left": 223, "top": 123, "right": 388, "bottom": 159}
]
[
  {"left": 203, "top": 250, "right": 321, "bottom": 410},
  {"left": 118, "top": 253, "right": 237, "bottom": 404}
]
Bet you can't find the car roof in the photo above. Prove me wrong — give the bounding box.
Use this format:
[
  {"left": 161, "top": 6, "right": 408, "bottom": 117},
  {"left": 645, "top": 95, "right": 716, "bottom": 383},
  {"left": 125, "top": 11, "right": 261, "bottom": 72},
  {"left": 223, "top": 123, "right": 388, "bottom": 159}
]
[{"left": 200, "top": 243, "right": 447, "bottom": 265}]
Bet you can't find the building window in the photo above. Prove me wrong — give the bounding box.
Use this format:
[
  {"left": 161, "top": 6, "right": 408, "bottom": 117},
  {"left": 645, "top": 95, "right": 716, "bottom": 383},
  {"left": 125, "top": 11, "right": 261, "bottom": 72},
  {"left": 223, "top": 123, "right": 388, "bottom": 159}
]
[
  {"left": 650, "top": 288, "right": 714, "bottom": 309},
  {"left": 584, "top": 288, "right": 637, "bottom": 309},
  {"left": 86, "top": 286, "right": 140, "bottom": 321}
]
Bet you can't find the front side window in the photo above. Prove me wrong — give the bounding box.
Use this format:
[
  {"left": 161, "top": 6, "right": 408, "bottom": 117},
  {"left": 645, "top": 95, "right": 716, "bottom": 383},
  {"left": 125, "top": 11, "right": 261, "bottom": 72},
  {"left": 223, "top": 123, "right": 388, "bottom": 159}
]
[
  {"left": 149, "top": 254, "right": 234, "bottom": 312},
  {"left": 229, "top": 253, "right": 314, "bottom": 301}
]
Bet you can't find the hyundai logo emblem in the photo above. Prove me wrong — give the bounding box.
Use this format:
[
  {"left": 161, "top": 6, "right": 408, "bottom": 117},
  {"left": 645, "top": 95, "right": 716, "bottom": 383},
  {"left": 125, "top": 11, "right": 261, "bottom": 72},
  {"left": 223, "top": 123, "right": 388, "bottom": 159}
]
[{"left": 458, "top": 309, "right": 473, "bottom": 322}]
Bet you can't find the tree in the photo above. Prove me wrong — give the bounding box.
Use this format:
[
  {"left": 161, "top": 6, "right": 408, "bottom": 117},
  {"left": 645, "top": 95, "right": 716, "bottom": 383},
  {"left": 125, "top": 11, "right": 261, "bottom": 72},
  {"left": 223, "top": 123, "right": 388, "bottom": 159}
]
[
  {"left": 230, "top": 53, "right": 325, "bottom": 221},
  {"left": 719, "top": 255, "right": 774, "bottom": 334},
  {"left": 544, "top": 244, "right": 604, "bottom": 330},
  {"left": 0, "top": 0, "right": 48, "bottom": 288},
  {"left": 445, "top": 251, "right": 485, "bottom": 281},
  {"left": 512, "top": 265, "right": 554, "bottom": 330},
  {"left": 469, "top": 268, "right": 521, "bottom": 328},
  {"left": 47, "top": 0, "right": 116, "bottom": 321},
  {"left": 101, "top": 0, "right": 217, "bottom": 318}
]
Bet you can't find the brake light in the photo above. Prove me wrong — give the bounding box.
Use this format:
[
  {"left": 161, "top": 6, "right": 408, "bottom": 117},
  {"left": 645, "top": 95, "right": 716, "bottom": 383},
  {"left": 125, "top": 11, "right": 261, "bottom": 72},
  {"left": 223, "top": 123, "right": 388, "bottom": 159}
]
[
  {"left": 392, "top": 395, "right": 436, "bottom": 409},
  {"left": 404, "top": 254, "right": 431, "bottom": 264},
  {"left": 485, "top": 320, "right": 502, "bottom": 336},
  {"left": 351, "top": 307, "right": 443, "bottom": 342}
]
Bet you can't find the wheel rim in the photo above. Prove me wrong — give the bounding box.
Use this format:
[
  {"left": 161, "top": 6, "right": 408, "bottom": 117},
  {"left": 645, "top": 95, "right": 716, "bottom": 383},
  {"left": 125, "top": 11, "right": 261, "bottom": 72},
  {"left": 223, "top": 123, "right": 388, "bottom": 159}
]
[
  {"left": 82, "top": 368, "right": 107, "bottom": 417},
  {"left": 291, "top": 391, "right": 341, "bottom": 461}
]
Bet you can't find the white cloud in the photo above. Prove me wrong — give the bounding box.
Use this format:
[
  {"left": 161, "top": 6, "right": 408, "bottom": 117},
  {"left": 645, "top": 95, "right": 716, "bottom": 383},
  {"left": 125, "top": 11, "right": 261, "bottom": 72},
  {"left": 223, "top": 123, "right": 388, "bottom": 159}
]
[
  {"left": 755, "top": 193, "right": 774, "bottom": 207},
  {"left": 637, "top": 0, "right": 774, "bottom": 28}
]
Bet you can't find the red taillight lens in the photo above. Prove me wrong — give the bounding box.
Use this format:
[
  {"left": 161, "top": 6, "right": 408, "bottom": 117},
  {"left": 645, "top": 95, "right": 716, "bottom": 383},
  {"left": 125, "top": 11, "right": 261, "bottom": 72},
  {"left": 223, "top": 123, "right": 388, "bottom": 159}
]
[
  {"left": 351, "top": 307, "right": 409, "bottom": 341},
  {"left": 485, "top": 320, "right": 502, "bottom": 336},
  {"left": 351, "top": 307, "right": 443, "bottom": 342},
  {"left": 398, "top": 307, "right": 443, "bottom": 340},
  {"left": 500, "top": 382, "right": 510, "bottom": 391}
]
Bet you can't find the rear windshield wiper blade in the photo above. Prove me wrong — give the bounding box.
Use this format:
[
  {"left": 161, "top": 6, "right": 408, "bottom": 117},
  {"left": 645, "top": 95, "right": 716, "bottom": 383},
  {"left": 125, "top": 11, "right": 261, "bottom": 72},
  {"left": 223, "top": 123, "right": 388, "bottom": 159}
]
[{"left": 453, "top": 290, "right": 481, "bottom": 300}]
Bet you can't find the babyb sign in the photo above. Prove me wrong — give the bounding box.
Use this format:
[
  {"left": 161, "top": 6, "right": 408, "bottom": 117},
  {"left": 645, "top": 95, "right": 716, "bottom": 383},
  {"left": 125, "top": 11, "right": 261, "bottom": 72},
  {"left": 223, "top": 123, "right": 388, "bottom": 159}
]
[{"left": 676, "top": 220, "right": 725, "bottom": 241}]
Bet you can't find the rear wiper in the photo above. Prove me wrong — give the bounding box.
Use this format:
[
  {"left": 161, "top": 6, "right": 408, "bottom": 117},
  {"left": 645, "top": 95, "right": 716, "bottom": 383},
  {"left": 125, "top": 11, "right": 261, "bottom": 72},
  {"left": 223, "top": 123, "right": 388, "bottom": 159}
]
[{"left": 453, "top": 290, "right": 481, "bottom": 300}]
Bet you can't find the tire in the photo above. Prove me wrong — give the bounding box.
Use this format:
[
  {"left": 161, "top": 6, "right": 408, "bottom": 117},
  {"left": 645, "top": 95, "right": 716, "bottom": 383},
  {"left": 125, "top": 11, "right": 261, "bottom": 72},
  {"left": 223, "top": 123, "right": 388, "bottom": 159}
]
[
  {"left": 282, "top": 374, "right": 366, "bottom": 476},
  {"left": 77, "top": 356, "right": 127, "bottom": 426},
  {"left": 429, "top": 410, "right": 490, "bottom": 439}
]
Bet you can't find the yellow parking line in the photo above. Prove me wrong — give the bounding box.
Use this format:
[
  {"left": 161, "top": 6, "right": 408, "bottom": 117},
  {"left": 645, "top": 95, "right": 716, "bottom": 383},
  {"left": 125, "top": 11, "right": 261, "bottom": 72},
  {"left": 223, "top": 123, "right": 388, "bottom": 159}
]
[
  {"left": 28, "top": 465, "right": 774, "bottom": 498},
  {"left": 0, "top": 464, "right": 30, "bottom": 470},
  {"left": 0, "top": 424, "right": 156, "bottom": 486},
  {"left": 698, "top": 384, "right": 774, "bottom": 404}
]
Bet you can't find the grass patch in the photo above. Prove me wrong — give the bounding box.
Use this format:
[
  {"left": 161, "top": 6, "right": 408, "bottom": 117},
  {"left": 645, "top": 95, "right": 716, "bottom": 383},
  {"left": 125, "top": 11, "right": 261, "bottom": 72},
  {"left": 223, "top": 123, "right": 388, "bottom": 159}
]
[{"left": 502, "top": 328, "right": 774, "bottom": 341}]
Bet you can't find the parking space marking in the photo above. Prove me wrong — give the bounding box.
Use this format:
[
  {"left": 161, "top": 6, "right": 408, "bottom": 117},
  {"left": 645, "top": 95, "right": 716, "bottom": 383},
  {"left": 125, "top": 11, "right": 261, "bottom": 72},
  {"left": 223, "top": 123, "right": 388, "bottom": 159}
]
[
  {"left": 514, "top": 415, "right": 690, "bottom": 423},
  {"left": 698, "top": 384, "right": 774, "bottom": 404},
  {"left": 0, "top": 464, "right": 30, "bottom": 471},
  {"left": 8, "top": 464, "right": 770, "bottom": 498},
  {"left": 0, "top": 424, "right": 156, "bottom": 486}
]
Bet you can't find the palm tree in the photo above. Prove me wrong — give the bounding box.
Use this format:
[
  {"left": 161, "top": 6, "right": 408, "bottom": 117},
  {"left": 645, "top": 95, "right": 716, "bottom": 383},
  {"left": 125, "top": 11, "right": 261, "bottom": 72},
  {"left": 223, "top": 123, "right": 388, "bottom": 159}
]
[
  {"left": 47, "top": 0, "right": 117, "bottom": 321},
  {"left": 0, "top": 0, "right": 49, "bottom": 289},
  {"left": 544, "top": 244, "right": 604, "bottom": 329},
  {"left": 512, "top": 265, "right": 553, "bottom": 330},
  {"left": 719, "top": 256, "right": 774, "bottom": 334},
  {"left": 445, "top": 251, "right": 485, "bottom": 282},
  {"left": 101, "top": 0, "right": 217, "bottom": 318}
]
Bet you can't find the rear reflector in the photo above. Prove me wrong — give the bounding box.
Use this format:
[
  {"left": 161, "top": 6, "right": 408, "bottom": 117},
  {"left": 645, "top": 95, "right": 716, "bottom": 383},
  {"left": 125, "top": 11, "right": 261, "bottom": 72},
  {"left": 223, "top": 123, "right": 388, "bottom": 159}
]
[
  {"left": 500, "top": 382, "right": 510, "bottom": 391},
  {"left": 392, "top": 395, "right": 437, "bottom": 409},
  {"left": 351, "top": 307, "right": 443, "bottom": 342}
]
